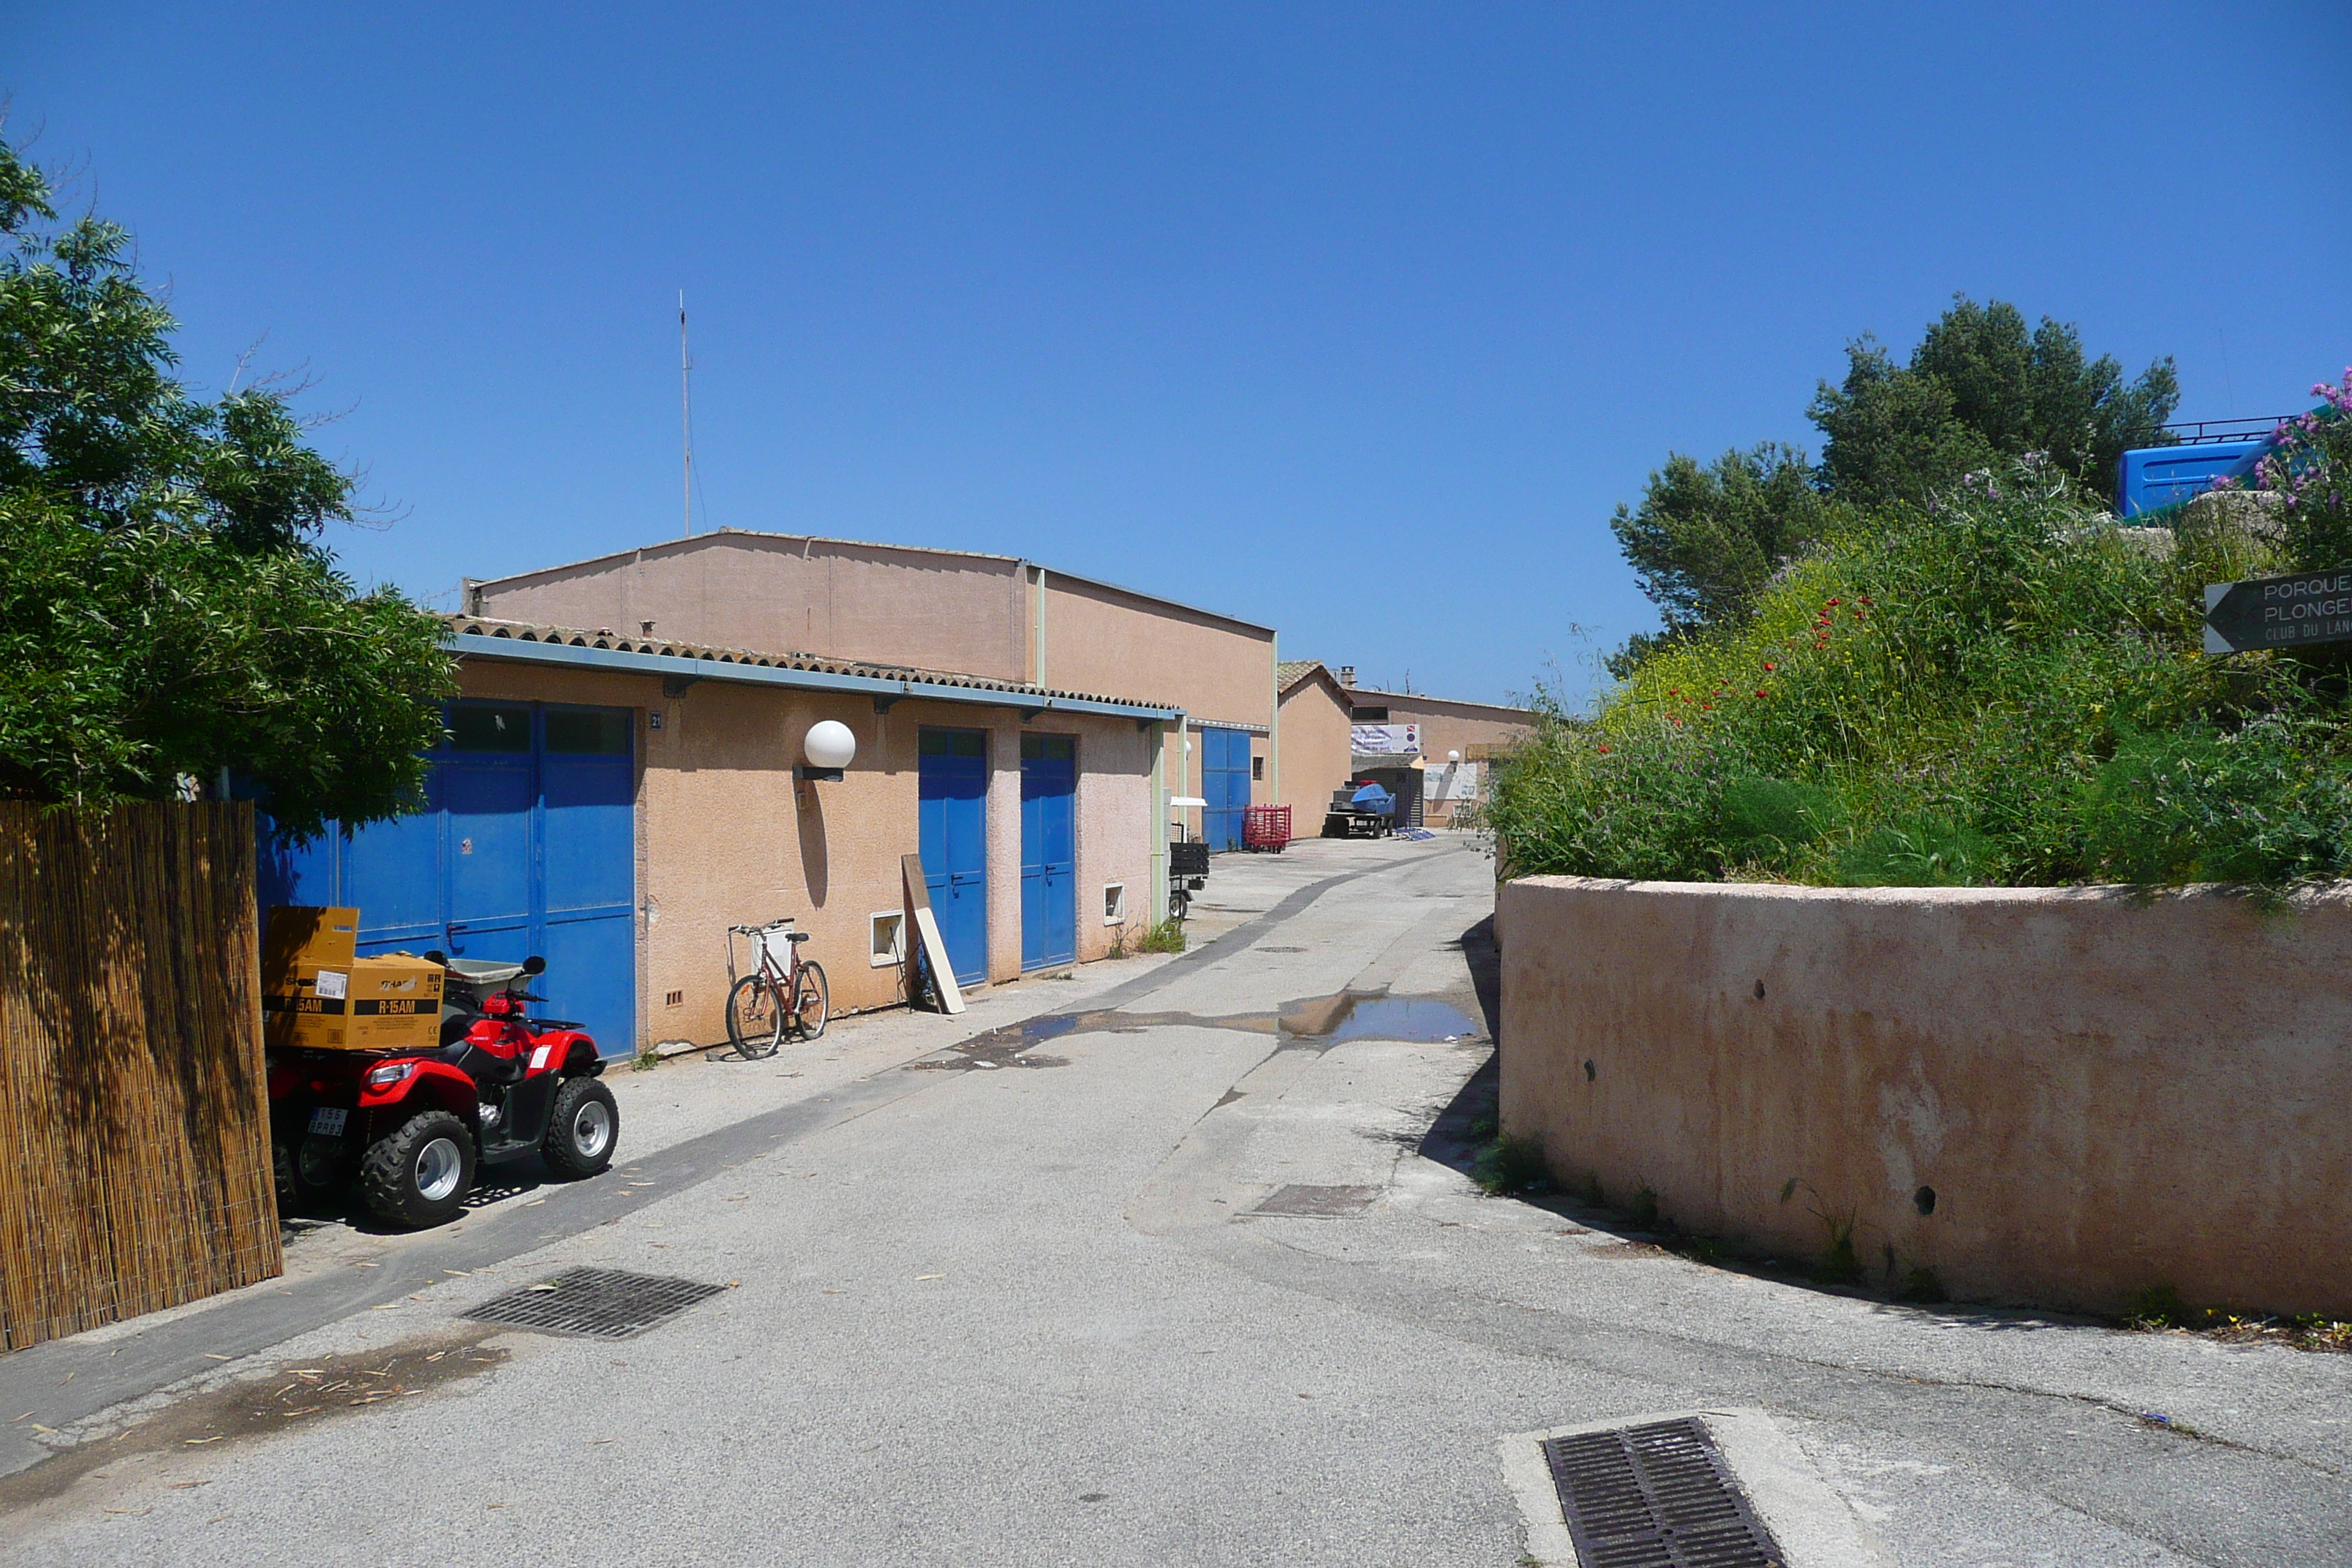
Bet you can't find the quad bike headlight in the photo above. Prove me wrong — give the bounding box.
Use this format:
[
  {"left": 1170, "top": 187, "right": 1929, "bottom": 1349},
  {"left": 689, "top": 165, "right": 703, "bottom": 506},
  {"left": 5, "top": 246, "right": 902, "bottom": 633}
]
[{"left": 365, "top": 1062, "right": 412, "bottom": 1089}]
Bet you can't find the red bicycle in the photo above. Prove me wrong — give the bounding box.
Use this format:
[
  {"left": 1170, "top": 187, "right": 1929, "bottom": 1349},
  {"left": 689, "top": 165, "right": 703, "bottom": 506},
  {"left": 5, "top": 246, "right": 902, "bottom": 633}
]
[{"left": 725, "top": 919, "right": 829, "bottom": 1058}]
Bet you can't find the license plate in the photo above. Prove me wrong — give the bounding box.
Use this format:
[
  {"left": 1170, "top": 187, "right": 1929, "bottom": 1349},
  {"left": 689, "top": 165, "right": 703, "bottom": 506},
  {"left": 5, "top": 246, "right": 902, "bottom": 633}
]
[{"left": 307, "top": 1107, "right": 348, "bottom": 1137}]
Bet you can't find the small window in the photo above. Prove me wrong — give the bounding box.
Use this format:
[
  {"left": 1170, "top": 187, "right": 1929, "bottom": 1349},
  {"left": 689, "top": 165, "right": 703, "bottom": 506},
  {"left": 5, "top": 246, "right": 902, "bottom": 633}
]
[
  {"left": 1351, "top": 706, "right": 1389, "bottom": 723},
  {"left": 446, "top": 704, "right": 531, "bottom": 753},
  {"left": 1251, "top": 755, "right": 1264, "bottom": 781},
  {"left": 1103, "top": 883, "right": 1126, "bottom": 924},
  {"left": 1022, "top": 734, "right": 1075, "bottom": 761},
  {"left": 919, "top": 729, "right": 987, "bottom": 758},
  {"left": 870, "top": 911, "right": 906, "bottom": 968},
  {"left": 546, "top": 708, "right": 631, "bottom": 755}
]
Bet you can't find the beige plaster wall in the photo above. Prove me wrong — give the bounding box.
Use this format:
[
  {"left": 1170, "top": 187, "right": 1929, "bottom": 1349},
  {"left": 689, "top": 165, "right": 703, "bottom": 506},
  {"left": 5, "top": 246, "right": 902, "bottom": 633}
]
[
  {"left": 1277, "top": 675, "right": 1353, "bottom": 823},
  {"left": 1042, "top": 575, "right": 1272, "bottom": 728},
  {"left": 1346, "top": 690, "right": 1531, "bottom": 762},
  {"left": 454, "top": 660, "right": 1152, "bottom": 1053},
  {"left": 1499, "top": 875, "right": 2352, "bottom": 1316},
  {"left": 473, "top": 534, "right": 1030, "bottom": 682}
]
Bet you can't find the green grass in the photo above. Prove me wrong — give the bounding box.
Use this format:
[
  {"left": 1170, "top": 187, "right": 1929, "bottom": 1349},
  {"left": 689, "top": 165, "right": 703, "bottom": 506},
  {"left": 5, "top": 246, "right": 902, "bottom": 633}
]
[
  {"left": 1471, "top": 1131, "right": 1550, "bottom": 1194},
  {"left": 1135, "top": 919, "right": 1187, "bottom": 955},
  {"left": 1485, "top": 457, "right": 2352, "bottom": 890}
]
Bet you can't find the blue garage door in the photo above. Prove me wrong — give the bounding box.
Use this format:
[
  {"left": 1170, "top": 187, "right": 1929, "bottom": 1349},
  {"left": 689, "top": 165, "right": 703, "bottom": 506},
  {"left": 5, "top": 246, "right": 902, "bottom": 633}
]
[
  {"left": 255, "top": 700, "right": 638, "bottom": 1058},
  {"left": 1020, "top": 734, "right": 1077, "bottom": 970},
  {"left": 1200, "top": 726, "right": 1251, "bottom": 853},
  {"left": 919, "top": 728, "right": 990, "bottom": 988}
]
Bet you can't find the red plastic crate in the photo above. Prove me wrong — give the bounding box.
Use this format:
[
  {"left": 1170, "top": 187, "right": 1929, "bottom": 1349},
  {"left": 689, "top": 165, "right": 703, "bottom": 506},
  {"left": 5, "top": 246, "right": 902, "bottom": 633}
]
[{"left": 1243, "top": 804, "right": 1292, "bottom": 851}]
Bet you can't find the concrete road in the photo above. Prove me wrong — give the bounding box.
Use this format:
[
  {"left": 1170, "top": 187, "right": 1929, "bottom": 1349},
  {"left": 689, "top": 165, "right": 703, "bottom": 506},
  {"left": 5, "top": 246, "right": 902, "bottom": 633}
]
[{"left": 4, "top": 833, "right": 2349, "bottom": 1566}]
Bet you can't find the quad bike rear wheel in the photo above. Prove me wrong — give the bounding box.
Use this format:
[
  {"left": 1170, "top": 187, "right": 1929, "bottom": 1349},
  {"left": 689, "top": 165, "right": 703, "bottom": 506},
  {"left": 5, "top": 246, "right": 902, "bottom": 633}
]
[
  {"left": 361, "top": 1109, "right": 476, "bottom": 1228},
  {"left": 543, "top": 1077, "right": 619, "bottom": 1179}
]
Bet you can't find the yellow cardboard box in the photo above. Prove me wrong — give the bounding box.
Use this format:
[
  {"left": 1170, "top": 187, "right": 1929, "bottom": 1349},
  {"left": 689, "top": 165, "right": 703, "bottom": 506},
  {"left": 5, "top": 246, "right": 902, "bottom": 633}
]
[{"left": 262, "top": 906, "right": 444, "bottom": 1051}]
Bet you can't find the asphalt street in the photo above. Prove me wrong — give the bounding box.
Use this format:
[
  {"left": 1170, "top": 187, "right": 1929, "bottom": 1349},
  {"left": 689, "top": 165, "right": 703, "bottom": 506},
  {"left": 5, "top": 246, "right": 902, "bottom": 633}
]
[{"left": 3, "top": 832, "right": 2348, "bottom": 1566}]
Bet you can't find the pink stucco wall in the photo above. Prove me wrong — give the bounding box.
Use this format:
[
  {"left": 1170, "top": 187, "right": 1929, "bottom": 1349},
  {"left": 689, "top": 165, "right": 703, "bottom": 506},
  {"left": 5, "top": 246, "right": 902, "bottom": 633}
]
[
  {"left": 455, "top": 659, "right": 1153, "bottom": 1053},
  {"left": 1499, "top": 875, "right": 2352, "bottom": 1316},
  {"left": 472, "top": 534, "right": 1032, "bottom": 683},
  {"left": 1277, "top": 671, "right": 1353, "bottom": 824},
  {"left": 1040, "top": 573, "right": 1272, "bottom": 729}
]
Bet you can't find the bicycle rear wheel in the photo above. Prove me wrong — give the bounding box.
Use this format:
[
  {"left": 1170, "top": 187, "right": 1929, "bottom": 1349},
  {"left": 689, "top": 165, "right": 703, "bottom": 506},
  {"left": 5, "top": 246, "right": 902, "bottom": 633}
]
[
  {"left": 790, "top": 962, "right": 829, "bottom": 1041},
  {"left": 727, "top": 973, "right": 787, "bottom": 1059}
]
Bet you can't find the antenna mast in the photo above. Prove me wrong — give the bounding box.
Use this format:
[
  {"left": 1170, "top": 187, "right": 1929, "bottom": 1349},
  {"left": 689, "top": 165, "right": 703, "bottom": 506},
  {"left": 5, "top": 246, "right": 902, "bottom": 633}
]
[{"left": 679, "top": 291, "right": 693, "bottom": 538}]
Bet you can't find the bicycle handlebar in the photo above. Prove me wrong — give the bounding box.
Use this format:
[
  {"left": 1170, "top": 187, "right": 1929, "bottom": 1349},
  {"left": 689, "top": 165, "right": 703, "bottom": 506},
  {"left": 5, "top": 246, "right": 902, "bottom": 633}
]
[{"left": 727, "top": 919, "right": 797, "bottom": 935}]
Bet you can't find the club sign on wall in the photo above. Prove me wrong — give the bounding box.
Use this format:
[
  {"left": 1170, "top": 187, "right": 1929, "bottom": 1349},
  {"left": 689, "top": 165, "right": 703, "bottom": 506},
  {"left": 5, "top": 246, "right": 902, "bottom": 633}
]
[{"left": 1350, "top": 723, "right": 1421, "bottom": 754}]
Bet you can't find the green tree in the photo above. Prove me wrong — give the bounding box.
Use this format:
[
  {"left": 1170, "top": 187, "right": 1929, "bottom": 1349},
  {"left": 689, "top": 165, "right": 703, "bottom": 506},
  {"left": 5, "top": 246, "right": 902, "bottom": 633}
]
[
  {"left": 1605, "top": 297, "right": 2179, "bottom": 670},
  {"left": 1810, "top": 295, "right": 2178, "bottom": 508},
  {"left": 1605, "top": 443, "right": 1841, "bottom": 674},
  {"left": 0, "top": 137, "right": 453, "bottom": 838}
]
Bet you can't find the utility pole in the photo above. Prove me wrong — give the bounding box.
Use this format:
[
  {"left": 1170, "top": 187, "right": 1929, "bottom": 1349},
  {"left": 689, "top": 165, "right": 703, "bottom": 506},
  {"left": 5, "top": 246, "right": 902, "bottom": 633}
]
[{"left": 679, "top": 291, "right": 693, "bottom": 538}]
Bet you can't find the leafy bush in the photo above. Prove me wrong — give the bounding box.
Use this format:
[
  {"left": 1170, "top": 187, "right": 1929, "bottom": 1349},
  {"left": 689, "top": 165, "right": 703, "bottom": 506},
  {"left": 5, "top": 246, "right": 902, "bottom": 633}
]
[{"left": 1489, "top": 442, "right": 2352, "bottom": 889}]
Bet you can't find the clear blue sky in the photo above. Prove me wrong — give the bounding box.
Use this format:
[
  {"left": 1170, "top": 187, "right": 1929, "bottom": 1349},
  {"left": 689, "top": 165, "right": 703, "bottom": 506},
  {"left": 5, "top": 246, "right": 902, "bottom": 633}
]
[{"left": 11, "top": 3, "right": 2349, "bottom": 706}]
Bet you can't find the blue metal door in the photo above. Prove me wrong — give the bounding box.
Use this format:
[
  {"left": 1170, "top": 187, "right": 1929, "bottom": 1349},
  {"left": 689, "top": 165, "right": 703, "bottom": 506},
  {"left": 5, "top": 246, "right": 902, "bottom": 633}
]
[
  {"left": 537, "top": 706, "right": 637, "bottom": 1052},
  {"left": 1020, "top": 735, "right": 1077, "bottom": 970},
  {"left": 440, "top": 702, "right": 535, "bottom": 968},
  {"left": 1200, "top": 726, "right": 1251, "bottom": 853},
  {"left": 251, "top": 700, "right": 638, "bottom": 1058},
  {"left": 919, "top": 728, "right": 990, "bottom": 987}
]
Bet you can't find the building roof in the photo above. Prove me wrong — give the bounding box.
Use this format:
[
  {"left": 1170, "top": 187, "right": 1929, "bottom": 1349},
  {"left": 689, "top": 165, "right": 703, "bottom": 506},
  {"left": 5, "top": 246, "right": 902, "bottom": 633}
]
[
  {"left": 1338, "top": 684, "right": 1534, "bottom": 720},
  {"left": 1275, "top": 658, "right": 1330, "bottom": 693},
  {"left": 468, "top": 527, "right": 1278, "bottom": 638},
  {"left": 442, "top": 615, "right": 1183, "bottom": 721}
]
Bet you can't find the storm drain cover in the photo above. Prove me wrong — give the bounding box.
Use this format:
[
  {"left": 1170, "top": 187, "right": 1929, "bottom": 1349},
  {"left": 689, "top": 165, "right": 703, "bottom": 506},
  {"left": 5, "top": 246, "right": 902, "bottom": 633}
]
[
  {"left": 1250, "top": 1183, "right": 1380, "bottom": 1217},
  {"left": 1543, "top": 1417, "right": 1784, "bottom": 1567},
  {"left": 462, "top": 1267, "right": 728, "bottom": 1339}
]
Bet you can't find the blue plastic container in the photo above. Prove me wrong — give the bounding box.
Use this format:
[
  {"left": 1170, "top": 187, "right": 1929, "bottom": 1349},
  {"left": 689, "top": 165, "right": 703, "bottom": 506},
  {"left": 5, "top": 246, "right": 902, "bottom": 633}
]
[{"left": 2117, "top": 440, "right": 2269, "bottom": 517}]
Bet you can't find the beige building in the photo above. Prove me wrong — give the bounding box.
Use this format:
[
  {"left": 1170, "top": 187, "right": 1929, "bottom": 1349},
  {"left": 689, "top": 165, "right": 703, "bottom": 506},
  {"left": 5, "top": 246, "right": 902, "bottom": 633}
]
[
  {"left": 1270, "top": 661, "right": 1534, "bottom": 829},
  {"left": 1338, "top": 671, "right": 1532, "bottom": 826},
  {"left": 1274, "top": 660, "right": 1354, "bottom": 828},
  {"left": 465, "top": 529, "right": 1277, "bottom": 851},
  {"left": 440, "top": 616, "right": 1175, "bottom": 1050}
]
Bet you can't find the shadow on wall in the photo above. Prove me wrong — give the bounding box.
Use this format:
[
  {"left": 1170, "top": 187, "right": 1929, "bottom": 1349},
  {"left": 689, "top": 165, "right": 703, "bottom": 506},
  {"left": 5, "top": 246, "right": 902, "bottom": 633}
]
[{"left": 795, "top": 782, "right": 829, "bottom": 907}]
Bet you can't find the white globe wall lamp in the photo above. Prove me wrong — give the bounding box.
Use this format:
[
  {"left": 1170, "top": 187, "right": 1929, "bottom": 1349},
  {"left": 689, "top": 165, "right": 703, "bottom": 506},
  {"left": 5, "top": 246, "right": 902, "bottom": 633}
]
[{"left": 796, "top": 720, "right": 856, "bottom": 783}]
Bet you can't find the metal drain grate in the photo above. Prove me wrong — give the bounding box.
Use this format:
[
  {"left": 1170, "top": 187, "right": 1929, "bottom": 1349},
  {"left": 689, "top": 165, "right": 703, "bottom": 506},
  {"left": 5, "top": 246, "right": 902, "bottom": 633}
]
[
  {"left": 1543, "top": 1417, "right": 1785, "bottom": 1567},
  {"left": 1250, "top": 1183, "right": 1381, "bottom": 1217},
  {"left": 462, "top": 1267, "right": 728, "bottom": 1339}
]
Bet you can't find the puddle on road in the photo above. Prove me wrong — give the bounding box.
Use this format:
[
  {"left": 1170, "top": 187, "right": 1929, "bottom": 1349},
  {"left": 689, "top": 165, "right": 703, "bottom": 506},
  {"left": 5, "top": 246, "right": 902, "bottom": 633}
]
[
  {"left": 911, "top": 991, "right": 1482, "bottom": 1072},
  {"left": 0, "top": 1325, "right": 510, "bottom": 1513},
  {"left": 1313, "top": 996, "right": 1481, "bottom": 1044}
]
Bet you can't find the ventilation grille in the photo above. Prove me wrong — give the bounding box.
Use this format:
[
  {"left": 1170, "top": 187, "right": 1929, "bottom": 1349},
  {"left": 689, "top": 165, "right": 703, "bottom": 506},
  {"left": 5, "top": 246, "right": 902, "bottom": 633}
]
[
  {"left": 1542, "top": 1417, "right": 1784, "bottom": 1567},
  {"left": 462, "top": 1267, "right": 727, "bottom": 1339}
]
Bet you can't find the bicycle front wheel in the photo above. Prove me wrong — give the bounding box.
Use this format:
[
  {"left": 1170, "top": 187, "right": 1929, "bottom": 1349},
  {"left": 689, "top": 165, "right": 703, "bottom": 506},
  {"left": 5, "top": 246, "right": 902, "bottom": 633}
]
[
  {"left": 790, "top": 962, "right": 829, "bottom": 1041},
  {"left": 727, "top": 973, "right": 787, "bottom": 1059}
]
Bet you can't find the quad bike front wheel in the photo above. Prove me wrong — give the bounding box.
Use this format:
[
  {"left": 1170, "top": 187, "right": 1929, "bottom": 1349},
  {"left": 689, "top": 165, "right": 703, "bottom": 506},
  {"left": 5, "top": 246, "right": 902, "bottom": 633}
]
[
  {"left": 543, "top": 1077, "right": 619, "bottom": 1179},
  {"left": 361, "top": 1109, "right": 476, "bottom": 1228}
]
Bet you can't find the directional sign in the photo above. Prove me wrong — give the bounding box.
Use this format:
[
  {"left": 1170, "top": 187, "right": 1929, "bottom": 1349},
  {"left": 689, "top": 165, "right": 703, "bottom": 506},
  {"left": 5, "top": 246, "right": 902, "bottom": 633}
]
[{"left": 2204, "top": 569, "right": 2352, "bottom": 654}]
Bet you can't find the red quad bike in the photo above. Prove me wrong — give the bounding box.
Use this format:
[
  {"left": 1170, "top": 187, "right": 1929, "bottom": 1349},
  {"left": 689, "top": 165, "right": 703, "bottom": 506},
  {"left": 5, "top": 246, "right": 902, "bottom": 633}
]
[{"left": 268, "top": 954, "right": 621, "bottom": 1229}]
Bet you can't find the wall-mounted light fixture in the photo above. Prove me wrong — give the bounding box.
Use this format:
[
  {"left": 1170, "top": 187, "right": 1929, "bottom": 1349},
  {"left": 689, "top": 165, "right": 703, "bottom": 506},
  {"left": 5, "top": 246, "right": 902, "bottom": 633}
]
[{"left": 796, "top": 720, "right": 856, "bottom": 783}]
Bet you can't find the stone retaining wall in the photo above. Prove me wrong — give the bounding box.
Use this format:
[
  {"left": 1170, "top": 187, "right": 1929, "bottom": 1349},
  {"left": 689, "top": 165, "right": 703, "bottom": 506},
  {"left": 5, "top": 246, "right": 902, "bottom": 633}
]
[{"left": 1498, "top": 876, "right": 2352, "bottom": 1316}]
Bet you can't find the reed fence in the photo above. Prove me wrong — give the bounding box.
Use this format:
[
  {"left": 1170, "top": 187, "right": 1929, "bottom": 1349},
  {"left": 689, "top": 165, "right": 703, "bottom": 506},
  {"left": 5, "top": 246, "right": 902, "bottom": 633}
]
[{"left": 0, "top": 801, "right": 281, "bottom": 1352}]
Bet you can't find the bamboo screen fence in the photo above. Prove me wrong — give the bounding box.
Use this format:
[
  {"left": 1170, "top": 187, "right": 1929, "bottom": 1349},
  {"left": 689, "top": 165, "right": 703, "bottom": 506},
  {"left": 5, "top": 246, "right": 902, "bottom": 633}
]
[{"left": 0, "top": 802, "right": 282, "bottom": 1352}]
